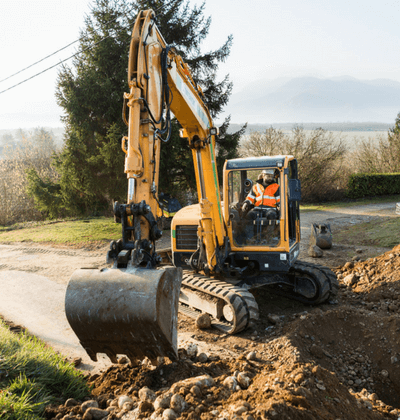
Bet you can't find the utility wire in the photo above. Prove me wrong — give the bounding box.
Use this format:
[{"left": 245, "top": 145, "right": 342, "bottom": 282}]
[
  {"left": 0, "top": 39, "right": 80, "bottom": 84},
  {"left": 0, "top": 4, "right": 166, "bottom": 96},
  {"left": 0, "top": 34, "right": 112, "bottom": 95}
]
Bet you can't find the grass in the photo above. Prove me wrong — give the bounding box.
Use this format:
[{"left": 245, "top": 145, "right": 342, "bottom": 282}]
[
  {"left": 0, "top": 217, "right": 121, "bottom": 246},
  {"left": 0, "top": 319, "right": 90, "bottom": 419},
  {"left": 334, "top": 217, "right": 400, "bottom": 248},
  {"left": 300, "top": 194, "right": 400, "bottom": 212}
]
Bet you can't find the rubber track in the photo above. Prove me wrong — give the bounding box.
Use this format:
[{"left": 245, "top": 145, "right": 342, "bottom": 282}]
[
  {"left": 284, "top": 261, "right": 339, "bottom": 304},
  {"left": 180, "top": 270, "right": 259, "bottom": 334}
]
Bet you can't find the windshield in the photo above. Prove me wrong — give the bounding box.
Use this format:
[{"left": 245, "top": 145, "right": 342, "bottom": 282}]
[{"left": 228, "top": 169, "right": 281, "bottom": 247}]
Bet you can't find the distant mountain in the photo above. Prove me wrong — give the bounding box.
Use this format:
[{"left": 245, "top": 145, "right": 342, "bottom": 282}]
[{"left": 225, "top": 76, "right": 400, "bottom": 124}]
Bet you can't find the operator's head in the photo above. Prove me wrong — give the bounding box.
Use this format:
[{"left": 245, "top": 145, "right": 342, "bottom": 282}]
[{"left": 258, "top": 169, "right": 275, "bottom": 186}]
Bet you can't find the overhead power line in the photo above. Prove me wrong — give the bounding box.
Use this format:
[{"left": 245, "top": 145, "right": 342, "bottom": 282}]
[
  {"left": 0, "top": 4, "right": 166, "bottom": 96},
  {"left": 0, "top": 39, "right": 80, "bottom": 84},
  {"left": 0, "top": 34, "right": 112, "bottom": 95}
]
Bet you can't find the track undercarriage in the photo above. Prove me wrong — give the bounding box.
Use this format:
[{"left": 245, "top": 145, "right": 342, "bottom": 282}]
[{"left": 159, "top": 249, "right": 339, "bottom": 334}]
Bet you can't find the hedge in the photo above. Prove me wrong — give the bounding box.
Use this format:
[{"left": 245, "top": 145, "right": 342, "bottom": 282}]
[{"left": 346, "top": 173, "right": 400, "bottom": 199}]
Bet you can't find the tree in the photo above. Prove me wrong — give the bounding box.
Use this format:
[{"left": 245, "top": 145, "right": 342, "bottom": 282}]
[
  {"left": 47, "top": 0, "right": 241, "bottom": 216},
  {"left": 240, "top": 127, "right": 348, "bottom": 202}
]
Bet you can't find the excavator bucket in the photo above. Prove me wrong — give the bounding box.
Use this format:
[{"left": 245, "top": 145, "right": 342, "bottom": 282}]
[{"left": 65, "top": 266, "right": 182, "bottom": 363}]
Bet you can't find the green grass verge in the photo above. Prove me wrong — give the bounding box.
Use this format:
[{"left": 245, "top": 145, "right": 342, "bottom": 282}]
[
  {"left": 0, "top": 217, "right": 121, "bottom": 246},
  {"left": 0, "top": 319, "right": 90, "bottom": 419},
  {"left": 300, "top": 194, "right": 400, "bottom": 212},
  {"left": 334, "top": 217, "right": 400, "bottom": 248}
]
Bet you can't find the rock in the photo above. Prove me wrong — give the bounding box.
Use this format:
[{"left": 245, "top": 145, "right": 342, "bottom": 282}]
[
  {"left": 65, "top": 398, "right": 79, "bottom": 407},
  {"left": 190, "top": 385, "right": 201, "bottom": 397},
  {"left": 163, "top": 408, "right": 177, "bottom": 420},
  {"left": 186, "top": 343, "right": 198, "bottom": 358},
  {"left": 139, "top": 386, "right": 156, "bottom": 402},
  {"left": 380, "top": 370, "right": 389, "bottom": 378},
  {"left": 72, "top": 357, "right": 82, "bottom": 367},
  {"left": 246, "top": 351, "right": 257, "bottom": 361},
  {"left": 223, "top": 376, "right": 238, "bottom": 390},
  {"left": 170, "top": 374, "right": 214, "bottom": 393},
  {"left": 196, "top": 313, "right": 212, "bottom": 329},
  {"left": 237, "top": 372, "right": 251, "bottom": 389},
  {"left": 343, "top": 273, "right": 358, "bottom": 286},
  {"left": 84, "top": 407, "right": 109, "bottom": 420},
  {"left": 81, "top": 400, "right": 99, "bottom": 413},
  {"left": 197, "top": 352, "right": 208, "bottom": 363},
  {"left": 170, "top": 394, "right": 185, "bottom": 413},
  {"left": 308, "top": 245, "right": 323, "bottom": 258},
  {"left": 154, "top": 393, "right": 172, "bottom": 410},
  {"left": 267, "top": 314, "right": 281, "bottom": 325},
  {"left": 118, "top": 356, "right": 129, "bottom": 364},
  {"left": 344, "top": 261, "right": 354, "bottom": 269},
  {"left": 118, "top": 395, "right": 134, "bottom": 408}
]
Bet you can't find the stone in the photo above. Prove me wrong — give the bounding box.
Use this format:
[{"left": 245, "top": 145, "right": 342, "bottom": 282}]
[
  {"left": 163, "top": 408, "right": 177, "bottom": 420},
  {"left": 81, "top": 400, "right": 99, "bottom": 413},
  {"left": 139, "top": 386, "right": 156, "bottom": 402},
  {"left": 197, "top": 352, "right": 208, "bottom": 363},
  {"left": 343, "top": 274, "right": 358, "bottom": 286},
  {"left": 154, "top": 394, "right": 172, "bottom": 410},
  {"left": 186, "top": 343, "right": 198, "bottom": 358},
  {"left": 170, "top": 394, "right": 185, "bottom": 413},
  {"left": 84, "top": 407, "right": 109, "bottom": 420},
  {"left": 267, "top": 314, "right": 281, "bottom": 325},
  {"left": 65, "top": 398, "right": 79, "bottom": 407},
  {"left": 170, "top": 375, "right": 214, "bottom": 393},
  {"left": 308, "top": 245, "right": 323, "bottom": 258},
  {"left": 190, "top": 385, "right": 201, "bottom": 397},
  {"left": 237, "top": 372, "right": 251, "bottom": 389},
  {"left": 246, "top": 351, "right": 257, "bottom": 361},
  {"left": 118, "top": 395, "right": 134, "bottom": 408},
  {"left": 118, "top": 356, "right": 129, "bottom": 364},
  {"left": 72, "top": 357, "right": 82, "bottom": 367},
  {"left": 223, "top": 376, "right": 238, "bottom": 390},
  {"left": 196, "top": 313, "right": 212, "bottom": 329}
]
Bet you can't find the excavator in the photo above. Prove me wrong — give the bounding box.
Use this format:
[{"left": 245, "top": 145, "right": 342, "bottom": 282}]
[{"left": 65, "top": 9, "right": 338, "bottom": 364}]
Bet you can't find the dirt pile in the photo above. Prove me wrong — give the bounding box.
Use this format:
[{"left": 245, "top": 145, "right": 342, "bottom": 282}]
[{"left": 45, "top": 245, "right": 400, "bottom": 420}]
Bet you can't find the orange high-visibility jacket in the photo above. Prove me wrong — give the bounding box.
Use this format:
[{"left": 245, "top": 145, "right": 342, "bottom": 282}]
[{"left": 246, "top": 182, "right": 280, "bottom": 208}]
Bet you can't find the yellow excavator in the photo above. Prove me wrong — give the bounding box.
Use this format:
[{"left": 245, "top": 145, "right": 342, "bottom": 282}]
[{"left": 65, "top": 9, "right": 338, "bottom": 364}]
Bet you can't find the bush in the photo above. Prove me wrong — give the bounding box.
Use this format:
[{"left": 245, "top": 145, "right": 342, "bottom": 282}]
[
  {"left": 346, "top": 173, "right": 400, "bottom": 199},
  {"left": 239, "top": 127, "right": 348, "bottom": 202},
  {"left": 0, "top": 129, "right": 59, "bottom": 225}
]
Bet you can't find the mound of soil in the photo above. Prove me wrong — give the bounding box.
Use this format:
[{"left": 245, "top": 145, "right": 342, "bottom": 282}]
[{"left": 45, "top": 245, "right": 400, "bottom": 420}]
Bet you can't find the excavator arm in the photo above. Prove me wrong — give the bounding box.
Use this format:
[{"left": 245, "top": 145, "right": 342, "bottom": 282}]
[
  {"left": 122, "top": 9, "right": 225, "bottom": 271},
  {"left": 64, "top": 9, "right": 225, "bottom": 364}
]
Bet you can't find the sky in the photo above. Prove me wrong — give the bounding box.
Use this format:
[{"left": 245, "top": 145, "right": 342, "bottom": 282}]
[{"left": 0, "top": 0, "right": 399, "bottom": 129}]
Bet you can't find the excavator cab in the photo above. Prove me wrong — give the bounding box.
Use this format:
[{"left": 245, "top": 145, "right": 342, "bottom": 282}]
[
  {"left": 224, "top": 156, "right": 301, "bottom": 253},
  {"left": 228, "top": 167, "right": 281, "bottom": 247}
]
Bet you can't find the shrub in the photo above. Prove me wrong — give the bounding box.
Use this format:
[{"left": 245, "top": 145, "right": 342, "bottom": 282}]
[
  {"left": 0, "top": 128, "right": 59, "bottom": 225},
  {"left": 346, "top": 173, "right": 400, "bottom": 198}
]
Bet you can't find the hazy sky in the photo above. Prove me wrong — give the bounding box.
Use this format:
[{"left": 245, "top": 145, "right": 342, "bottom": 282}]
[{"left": 0, "top": 0, "right": 399, "bottom": 129}]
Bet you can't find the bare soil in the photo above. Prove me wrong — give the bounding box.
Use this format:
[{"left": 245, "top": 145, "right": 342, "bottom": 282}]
[{"left": 2, "top": 202, "right": 400, "bottom": 420}]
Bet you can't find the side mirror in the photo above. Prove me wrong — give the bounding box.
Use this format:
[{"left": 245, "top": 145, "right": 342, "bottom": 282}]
[{"left": 288, "top": 179, "right": 301, "bottom": 202}]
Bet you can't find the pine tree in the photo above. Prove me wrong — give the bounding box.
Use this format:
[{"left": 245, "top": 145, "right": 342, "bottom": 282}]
[{"left": 46, "top": 0, "right": 241, "bottom": 215}]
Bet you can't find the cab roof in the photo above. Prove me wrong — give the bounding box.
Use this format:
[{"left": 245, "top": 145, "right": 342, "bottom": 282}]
[{"left": 225, "top": 155, "right": 294, "bottom": 170}]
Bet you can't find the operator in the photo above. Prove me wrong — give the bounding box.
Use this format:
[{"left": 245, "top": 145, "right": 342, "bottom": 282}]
[{"left": 242, "top": 169, "right": 280, "bottom": 219}]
